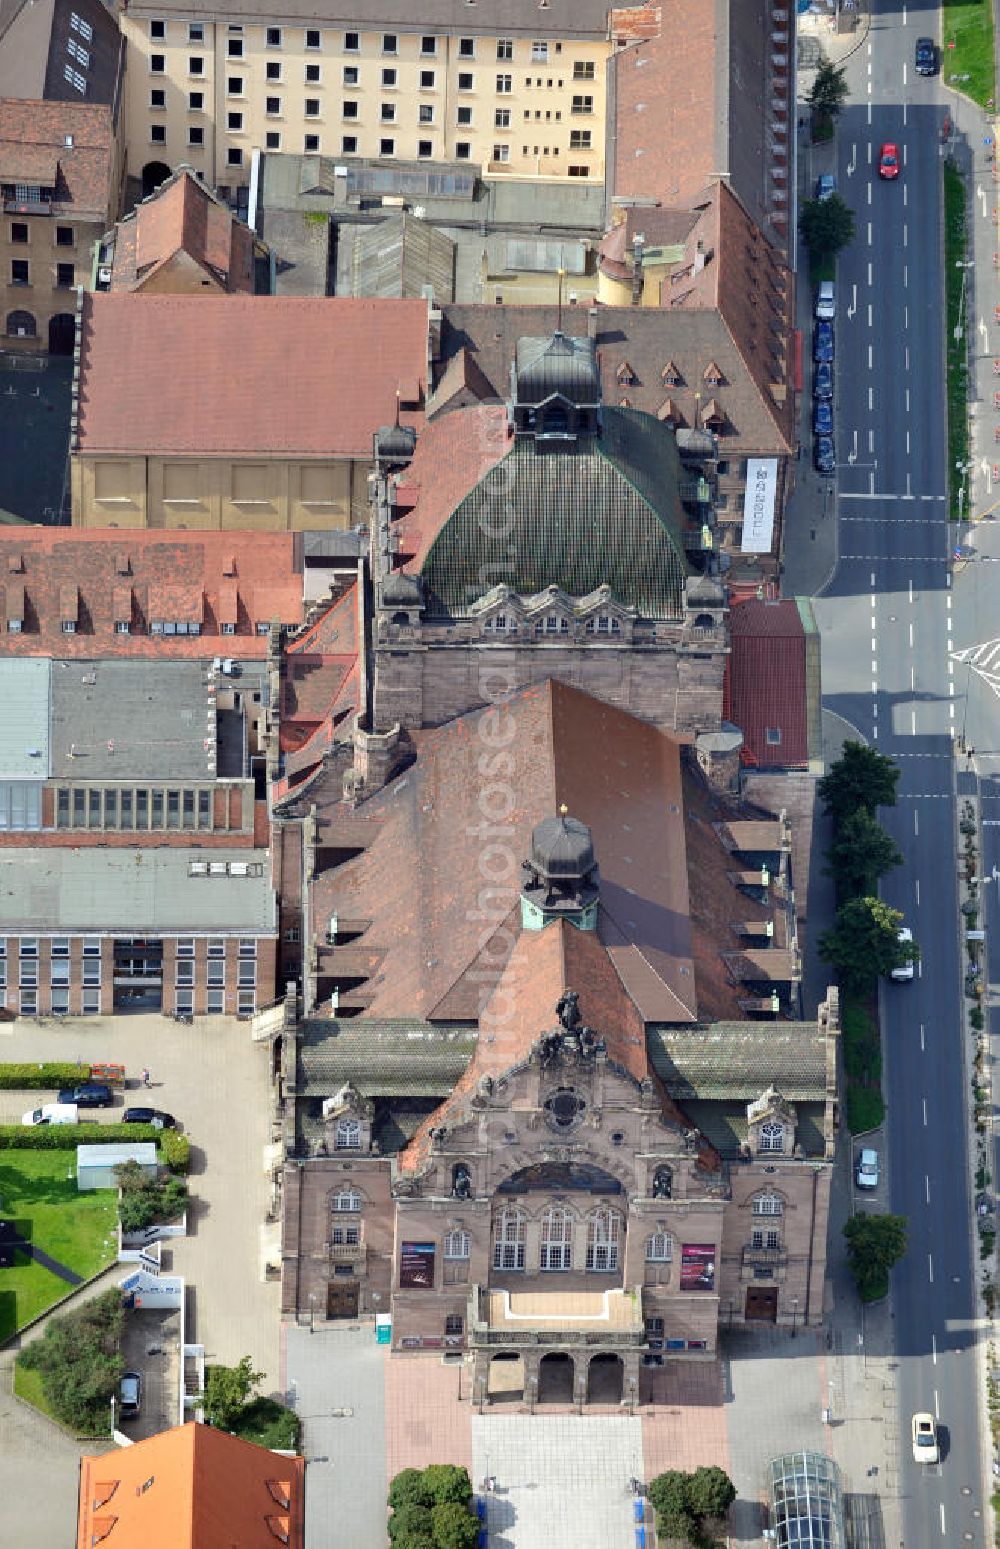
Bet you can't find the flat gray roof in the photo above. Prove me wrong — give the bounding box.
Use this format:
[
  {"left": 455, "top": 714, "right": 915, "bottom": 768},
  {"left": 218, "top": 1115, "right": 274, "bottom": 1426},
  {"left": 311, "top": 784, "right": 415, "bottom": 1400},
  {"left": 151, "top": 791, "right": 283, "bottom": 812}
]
[
  {"left": 50, "top": 660, "right": 215, "bottom": 781},
  {"left": 0, "top": 659, "right": 51, "bottom": 778},
  {"left": 0, "top": 848, "right": 276, "bottom": 933},
  {"left": 126, "top": 0, "right": 624, "bottom": 39},
  {"left": 77, "top": 1143, "right": 157, "bottom": 1166}
]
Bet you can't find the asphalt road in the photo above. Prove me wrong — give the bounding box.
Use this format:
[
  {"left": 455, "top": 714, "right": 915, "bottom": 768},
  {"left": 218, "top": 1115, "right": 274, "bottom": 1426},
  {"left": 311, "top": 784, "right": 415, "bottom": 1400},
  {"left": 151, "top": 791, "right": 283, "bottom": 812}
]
[{"left": 808, "top": 3, "right": 988, "bottom": 1543}]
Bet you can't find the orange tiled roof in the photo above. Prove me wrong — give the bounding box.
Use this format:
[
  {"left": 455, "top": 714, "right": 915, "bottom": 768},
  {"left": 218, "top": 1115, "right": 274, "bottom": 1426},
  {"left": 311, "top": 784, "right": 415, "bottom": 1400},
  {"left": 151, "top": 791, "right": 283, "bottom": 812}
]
[
  {"left": 0, "top": 99, "right": 114, "bottom": 220},
  {"left": 76, "top": 1420, "right": 304, "bottom": 1549},
  {"left": 110, "top": 168, "right": 256, "bottom": 294},
  {"left": 0, "top": 528, "right": 302, "bottom": 658},
  {"left": 76, "top": 294, "right": 428, "bottom": 457}
]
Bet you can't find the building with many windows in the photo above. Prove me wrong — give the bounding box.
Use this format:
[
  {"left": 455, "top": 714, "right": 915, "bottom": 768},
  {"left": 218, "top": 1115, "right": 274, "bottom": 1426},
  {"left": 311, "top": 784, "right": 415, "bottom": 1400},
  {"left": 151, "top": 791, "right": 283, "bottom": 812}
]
[{"left": 117, "top": 0, "right": 633, "bottom": 199}]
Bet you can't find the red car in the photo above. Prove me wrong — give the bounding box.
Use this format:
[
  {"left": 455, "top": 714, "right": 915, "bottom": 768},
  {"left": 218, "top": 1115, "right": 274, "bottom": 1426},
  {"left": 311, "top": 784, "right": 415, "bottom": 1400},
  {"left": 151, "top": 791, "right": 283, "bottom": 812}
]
[{"left": 879, "top": 142, "right": 900, "bottom": 179}]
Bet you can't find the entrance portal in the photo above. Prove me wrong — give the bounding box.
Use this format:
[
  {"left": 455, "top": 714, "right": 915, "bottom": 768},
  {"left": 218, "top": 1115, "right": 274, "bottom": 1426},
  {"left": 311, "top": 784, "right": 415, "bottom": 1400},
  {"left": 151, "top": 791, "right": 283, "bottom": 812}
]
[
  {"left": 586, "top": 1352, "right": 623, "bottom": 1404},
  {"left": 327, "top": 1280, "right": 359, "bottom": 1319},
  {"left": 745, "top": 1285, "right": 779, "bottom": 1322},
  {"left": 48, "top": 313, "right": 75, "bottom": 355},
  {"left": 537, "top": 1351, "right": 574, "bottom": 1404},
  {"left": 141, "top": 161, "right": 171, "bottom": 197},
  {"left": 487, "top": 1351, "right": 525, "bottom": 1403}
]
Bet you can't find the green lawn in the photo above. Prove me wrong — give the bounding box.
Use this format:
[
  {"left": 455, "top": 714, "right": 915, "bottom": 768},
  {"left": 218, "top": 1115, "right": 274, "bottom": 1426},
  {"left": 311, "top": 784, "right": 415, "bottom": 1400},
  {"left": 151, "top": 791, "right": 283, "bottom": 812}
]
[
  {"left": 942, "top": 0, "right": 996, "bottom": 109},
  {"left": 0, "top": 1152, "right": 118, "bottom": 1341},
  {"left": 944, "top": 158, "right": 970, "bottom": 522}
]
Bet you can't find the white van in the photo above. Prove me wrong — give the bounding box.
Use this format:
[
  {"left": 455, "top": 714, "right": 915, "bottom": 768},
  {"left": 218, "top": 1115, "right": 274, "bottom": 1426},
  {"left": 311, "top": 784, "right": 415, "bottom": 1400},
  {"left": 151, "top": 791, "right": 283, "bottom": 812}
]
[
  {"left": 814, "top": 281, "right": 835, "bottom": 320},
  {"left": 22, "top": 1102, "right": 78, "bottom": 1126},
  {"left": 891, "top": 926, "right": 915, "bottom": 981}
]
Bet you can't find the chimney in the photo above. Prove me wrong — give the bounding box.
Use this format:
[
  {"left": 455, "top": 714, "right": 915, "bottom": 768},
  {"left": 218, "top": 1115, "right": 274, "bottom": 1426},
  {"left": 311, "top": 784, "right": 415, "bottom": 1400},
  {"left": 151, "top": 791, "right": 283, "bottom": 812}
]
[
  {"left": 631, "top": 232, "right": 645, "bottom": 306},
  {"left": 587, "top": 306, "right": 599, "bottom": 341},
  {"left": 694, "top": 237, "right": 706, "bottom": 273}
]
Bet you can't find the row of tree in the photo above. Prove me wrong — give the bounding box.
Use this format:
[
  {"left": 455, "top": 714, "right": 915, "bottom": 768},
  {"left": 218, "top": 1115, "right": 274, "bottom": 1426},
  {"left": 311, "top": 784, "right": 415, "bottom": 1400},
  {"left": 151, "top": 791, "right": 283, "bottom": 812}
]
[
  {"left": 801, "top": 57, "right": 855, "bottom": 262},
  {"left": 817, "top": 742, "right": 919, "bottom": 991}
]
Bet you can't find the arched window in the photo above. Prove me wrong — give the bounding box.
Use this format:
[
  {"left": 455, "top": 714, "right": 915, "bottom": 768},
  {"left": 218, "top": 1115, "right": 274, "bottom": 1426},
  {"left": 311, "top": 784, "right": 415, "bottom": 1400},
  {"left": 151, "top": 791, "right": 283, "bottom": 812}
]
[
  {"left": 752, "top": 1192, "right": 783, "bottom": 1216},
  {"left": 751, "top": 1192, "right": 783, "bottom": 1252},
  {"left": 6, "top": 309, "right": 36, "bottom": 338},
  {"left": 444, "top": 1229, "right": 470, "bottom": 1260},
  {"left": 330, "top": 1186, "right": 361, "bottom": 1247},
  {"left": 493, "top": 1205, "right": 526, "bottom": 1271},
  {"left": 586, "top": 1207, "right": 621, "bottom": 1272},
  {"left": 332, "top": 1186, "right": 362, "bottom": 1213},
  {"left": 645, "top": 1232, "right": 673, "bottom": 1262},
  {"left": 335, "top": 1119, "right": 361, "bottom": 1150},
  {"left": 759, "top": 1121, "right": 784, "bottom": 1153},
  {"left": 540, "top": 1205, "right": 573, "bottom": 1271}
]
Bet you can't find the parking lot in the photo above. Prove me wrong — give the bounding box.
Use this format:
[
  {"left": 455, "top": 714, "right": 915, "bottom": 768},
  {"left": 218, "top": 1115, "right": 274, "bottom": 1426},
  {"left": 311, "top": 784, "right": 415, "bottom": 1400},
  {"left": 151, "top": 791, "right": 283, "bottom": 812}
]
[{"left": 0, "top": 1012, "right": 280, "bottom": 1547}]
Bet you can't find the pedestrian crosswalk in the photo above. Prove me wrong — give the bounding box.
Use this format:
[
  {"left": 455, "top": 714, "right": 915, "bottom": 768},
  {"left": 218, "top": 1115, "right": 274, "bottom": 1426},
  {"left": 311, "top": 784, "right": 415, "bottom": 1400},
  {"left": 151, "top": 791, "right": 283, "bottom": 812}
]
[{"left": 951, "top": 638, "right": 1000, "bottom": 701}]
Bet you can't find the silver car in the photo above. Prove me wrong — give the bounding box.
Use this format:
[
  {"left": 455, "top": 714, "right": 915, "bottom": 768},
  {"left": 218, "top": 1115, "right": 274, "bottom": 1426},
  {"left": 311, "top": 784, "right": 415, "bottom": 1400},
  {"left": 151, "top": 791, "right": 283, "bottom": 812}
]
[{"left": 856, "top": 1148, "right": 879, "bottom": 1190}]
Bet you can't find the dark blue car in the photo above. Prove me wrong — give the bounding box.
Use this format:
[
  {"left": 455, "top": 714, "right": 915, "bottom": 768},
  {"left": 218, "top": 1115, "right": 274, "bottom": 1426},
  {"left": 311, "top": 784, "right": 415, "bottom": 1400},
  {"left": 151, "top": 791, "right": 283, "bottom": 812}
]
[
  {"left": 813, "top": 321, "right": 834, "bottom": 363},
  {"left": 813, "top": 400, "right": 833, "bottom": 436},
  {"left": 814, "top": 435, "right": 836, "bottom": 475},
  {"left": 813, "top": 361, "right": 833, "bottom": 401},
  {"left": 57, "top": 1082, "right": 113, "bottom": 1107}
]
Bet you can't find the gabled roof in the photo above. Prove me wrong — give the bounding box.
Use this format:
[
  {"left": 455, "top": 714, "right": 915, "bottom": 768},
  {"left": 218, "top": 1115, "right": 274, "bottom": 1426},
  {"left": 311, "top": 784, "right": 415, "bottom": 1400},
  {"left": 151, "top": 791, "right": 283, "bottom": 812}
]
[
  {"left": 109, "top": 168, "right": 256, "bottom": 294},
  {"left": 76, "top": 1420, "right": 304, "bottom": 1549},
  {"left": 724, "top": 597, "right": 819, "bottom": 769},
  {"left": 0, "top": 98, "right": 113, "bottom": 219},
  {"left": 76, "top": 295, "right": 428, "bottom": 456},
  {"left": 392, "top": 404, "right": 689, "bottom": 618}
]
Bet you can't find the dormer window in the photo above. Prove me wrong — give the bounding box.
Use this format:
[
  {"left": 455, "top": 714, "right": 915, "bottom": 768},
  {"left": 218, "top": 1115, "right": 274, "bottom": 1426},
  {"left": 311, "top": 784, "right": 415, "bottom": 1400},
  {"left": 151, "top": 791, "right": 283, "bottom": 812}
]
[
  {"left": 585, "top": 614, "right": 621, "bottom": 635},
  {"left": 334, "top": 1119, "right": 360, "bottom": 1150},
  {"left": 536, "top": 614, "right": 569, "bottom": 635},
  {"left": 703, "top": 361, "right": 724, "bottom": 386},
  {"left": 661, "top": 361, "right": 681, "bottom": 387},
  {"left": 759, "top": 1121, "right": 784, "bottom": 1152},
  {"left": 616, "top": 361, "right": 636, "bottom": 386}
]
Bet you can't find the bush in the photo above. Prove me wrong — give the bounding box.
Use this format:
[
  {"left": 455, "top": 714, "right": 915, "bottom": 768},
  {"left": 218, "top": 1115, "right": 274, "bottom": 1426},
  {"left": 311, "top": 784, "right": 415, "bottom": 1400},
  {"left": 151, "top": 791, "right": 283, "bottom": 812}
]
[
  {"left": 430, "top": 1502, "right": 479, "bottom": 1549},
  {"left": 387, "top": 1466, "right": 476, "bottom": 1549},
  {"left": 388, "top": 1502, "right": 435, "bottom": 1544},
  {"left": 17, "top": 1287, "right": 122, "bottom": 1434},
  {"left": 0, "top": 1063, "right": 89, "bottom": 1089},
  {"left": 846, "top": 1084, "right": 884, "bottom": 1136},
  {"left": 204, "top": 1355, "right": 264, "bottom": 1430},
  {"left": 157, "top": 1128, "right": 191, "bottom": 1173},
  {"left": 971, "top": 1007, "right": 985, "bottom": 1031},
  {"left": 116, "top": 1161, "right": 188, "bottom": 1233},
  {"left": 230, "top": 1396, "right": 301, "bottom": 1449},
  {"left": 648, "top": 1467, "right": 736, "bottom": 1547}
]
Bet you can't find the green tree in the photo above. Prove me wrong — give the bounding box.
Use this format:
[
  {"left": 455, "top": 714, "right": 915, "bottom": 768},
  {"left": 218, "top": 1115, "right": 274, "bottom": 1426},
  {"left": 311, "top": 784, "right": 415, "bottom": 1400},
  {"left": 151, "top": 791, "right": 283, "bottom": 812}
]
[
  {"left": 18, "top": 1287, "right": 123, "bottom": 1433},
  {"left": 844, "top": 1211, "right": 907, "bottom": 1300},
  {"left": 115, "top": 1160, "right": 188, "bottom": 1233},
  {"left": 819, "top": 896, "right": 916, "bottom": 992},
  {"left": 203, "top": 1355, "right": 264, "bottom": 1430},
  {"left": 430, "top": 1500, "right": 480, "bottom": 1549},
  {"left": 799, "top": 194, "right": 856, "bottom": 259},
  {"left": 423, "top": 1465, "right": 472, "bottom": 1507},
  {"left": 808, "top": 55, "right": 849, "bottom": 121},
  {"left": 387, "top": 1501, "right": 434, "bottom": 1544},
  {"left": 687, "top": 1465, "right": 737, "bottom": 1521},
  {"left": 388, "top": 1469, "right": 435, "bottom": 1511},
  {"left": 825, "top": 807, "right": 903, "bottom": 898},
  {"left": 818, "top": 741, "right": 900, "bottom": 823}
]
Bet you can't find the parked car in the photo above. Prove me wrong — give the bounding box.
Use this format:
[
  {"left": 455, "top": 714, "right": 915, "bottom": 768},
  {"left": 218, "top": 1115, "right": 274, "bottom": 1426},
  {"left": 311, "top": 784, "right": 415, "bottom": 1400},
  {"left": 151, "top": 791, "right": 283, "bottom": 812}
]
[
  {"left": 813, "top": 361, "right": 834, "bottom": 401},
  {"left": 123, "top": 1106, "right": 177, "bottom": 1129},
  {"left": 814, "top": 435, "right": 836, "bottom": 475},
  {"left": 22, "top": 1103, "right": 78, "bottom": 1126},
  {"left": 891, "top": 925, "right": 915, "bottom": 981},
  {"left": 813, "top": 400, "right": 833, "bottom": 436},
  {"left": 813, "top": 320, "right": 834, "bottom": 363},
  {"left": 915, "top": 36, "right": 936, "bottom": 76},
  {"left": 120, "top": 1371, "right": 142, "bottom": 1421},
  {"left": 879, "top": 142, "right": 900, "bottom": 180},
  {"left": 815, "top": 172, "right": 836, "bottom": 202},
  {"left": 56, "top": 1082, "right": 113, "bottom": 1108},
  {"left": 855, "top": 1148, "right": 879, "bottom": 1190},
  {"left": 911, "top": 1412, "right": 939, "bottom": 1464},
  {"left": 814, "top": 280, "right": 835, "bottom": 320}
]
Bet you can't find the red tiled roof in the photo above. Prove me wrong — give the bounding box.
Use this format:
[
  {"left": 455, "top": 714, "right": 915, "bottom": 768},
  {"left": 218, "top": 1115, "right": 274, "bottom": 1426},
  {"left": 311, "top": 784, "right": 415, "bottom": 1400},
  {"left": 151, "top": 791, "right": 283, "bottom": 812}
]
[
  {"left": 280, "top": 586, "right": 361, "bottom": 767},
  {"left": 392, "top": 404, "right": 512, "bottom": 569},
  {"left": 111, "top": 168, "right": 256, "bottom": 294},
  {"left": 0, "top": 528, "right": 302, "bottom": 658},
  {"left": 77, "top": 1420, "right": 305, "bottom": 1549},
  {"left": 613, "top": 19, "right": 719, "bottom": 209},
  {"left": 724, "top": 598, "right": 809, "bottom": 769},
  {"left": 0, "top": 99, "right": 114, "bottom": 220},
  {"left": 76, "top": 295, "right": 428, "bottom": 456}
]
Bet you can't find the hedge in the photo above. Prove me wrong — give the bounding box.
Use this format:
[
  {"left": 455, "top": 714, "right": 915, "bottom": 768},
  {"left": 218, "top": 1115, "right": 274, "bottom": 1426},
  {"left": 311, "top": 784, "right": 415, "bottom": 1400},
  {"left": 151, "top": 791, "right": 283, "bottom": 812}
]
[
  {"left": 0, "top": 1125, "right": 190, "bottom": 1172},
  {"left": 0, "top": 1063, "right": 90, "bottom": 1089}
]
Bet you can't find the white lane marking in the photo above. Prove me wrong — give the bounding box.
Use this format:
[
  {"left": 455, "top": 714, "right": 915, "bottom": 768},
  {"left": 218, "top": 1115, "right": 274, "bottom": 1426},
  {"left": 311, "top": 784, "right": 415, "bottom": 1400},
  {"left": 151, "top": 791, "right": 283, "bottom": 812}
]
[
  {"left": 919, "top": 1016, "right": 924, "bottom": 1044},
  {"left": 928, "top": 1253, "right": 934, "bottom": 1283},
  {"left": 923, "top": 1098, "right": 928, "bottom": 1125},
  {"left": 868, "top": 260, "right": 873, "bottom": 285},
  {"left": 867, "top": 220, "right": 873, "bottom": 245},
  {"left": 903, "top": 263, "right": 907, "bottom": 288},
  {"left": 903, "top": 101, "right": 907, "bottom": 128},
  {"left": 932, "top": 1331, "right": 937, "bottom": 1363},
  {"left": 906, "top": 430, "right": 911, "bottom": 454},
  {"left": 869, "top": 385, "right": 874, "bottom": 410},
  {"left": 868, "top": 302, "right": 873, "bottom": 328},
  {"left": 867, "top": 100, "right": 872, "bottom": 126},
  {"left": 925, "top": 1175, "right": 930, "bottom": 1203},
  {"left": 903, "top": 223, "right": 908, "bottom": 248},
  {"left": 934, "top": 1390, "right": 939, "bottom": 1420},
  {"left": 867, "top": 77, "right": 872, "bottom": 96},
  {"left": 940, "top": 1505, "right": 946, "bottom": 1536},
  {"left": 905, "top": 346, "right": 910, "bottom": 370},
  {"left": 905, "top": 387, "right": 910, "bottom": 411},
  {"left": 914, "top": 809, "right": 919, "bottom": 836},
  {"left": 868, "top": 343, "right": 873, "bottom": 369},
  {"left": 869, "top": 428, "right": 875, "bottom": 453},
  {"left": 867, "top": 181, "right": 872, "bottom": 206},
  {"left": 867, "top": 141, "right": 872, "bottom": 166},
  {"left": 903, "top": 183, "right": 908, "bottom": 208},
  {"left": 916, "top": 878, "right": 920, "bottom": 905}
]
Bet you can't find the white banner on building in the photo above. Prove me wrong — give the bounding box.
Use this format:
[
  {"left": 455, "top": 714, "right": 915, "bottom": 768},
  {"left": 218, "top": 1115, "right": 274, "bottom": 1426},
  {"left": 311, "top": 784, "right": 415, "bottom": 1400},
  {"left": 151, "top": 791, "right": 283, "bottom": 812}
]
[{"left": 741, "top": 458, "right": 778, "bottom": 554}]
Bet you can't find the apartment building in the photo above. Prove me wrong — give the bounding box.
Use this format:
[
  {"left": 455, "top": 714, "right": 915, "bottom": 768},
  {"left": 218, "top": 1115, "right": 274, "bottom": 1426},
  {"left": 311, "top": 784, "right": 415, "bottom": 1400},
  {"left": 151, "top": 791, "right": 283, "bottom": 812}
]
[{"left": 118, "top": 0, "right": 628, "bottom": 198}]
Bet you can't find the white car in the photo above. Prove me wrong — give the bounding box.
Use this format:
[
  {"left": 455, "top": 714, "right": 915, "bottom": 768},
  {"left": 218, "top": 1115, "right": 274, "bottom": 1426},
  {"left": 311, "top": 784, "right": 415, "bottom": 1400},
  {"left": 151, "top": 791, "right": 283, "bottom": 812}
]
[
  {"left": 814, "top": 281, "right": 835, "bottom": 320},
  {"left": 911, "top": 1412, "right": 939, "bottom": 1464},
  {"left": 891, "top": 926, "right": 915, "bottom": 981},
  {"left": 855, "top": 1148, "right": 879, "bottom": 1190},
  {"left": 21, "top": 1103, "right": 78, "bottom": 1126}
]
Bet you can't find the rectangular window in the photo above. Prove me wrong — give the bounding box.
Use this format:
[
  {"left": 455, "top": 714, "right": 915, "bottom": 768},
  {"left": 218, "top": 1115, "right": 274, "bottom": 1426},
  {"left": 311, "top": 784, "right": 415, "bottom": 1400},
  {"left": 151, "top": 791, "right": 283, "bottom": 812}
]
[
  {"left": 457, "top": 72, "right": 473, "bottom": 92},
  {"left": 87, "top": 789, "right": 100, "bottom": 825},
  {"left": 182, "top": 790, "right": 195, "bottom": 829},
  {"left": 51, "top": 959, "right": 70, "bottom": 987},
  {"left": 176, "top": 961, "right": 195, "bottom": 987},
  {"left": 52, "top": 987, "right": 70, "bottom": 1014},
  {"left": 344, "top": 31, "right": 359, "bottom": 51},
  {"left": 57, "top": 789, "right": 69, "bottom": 825},
  {"left": 455, "top": 142, "right": 471, "bottom": 160},
  {"left": 266, "top": 26, "right": 282, "bottom": 46},
  {"left": 574, "top": 60, "right": 596, "bottom": 79},
  {"left": 306, "top": 62, "right": 321, "bottom": 82},
  {"left": 150, "top": 125, "right": 166, "bottom": 144},
  {"left": 151, "top": 790, "right": 164, "bottom": 826},
  {"left": 208, "top": 939, "right": 225, "bottom": 958},
  {"left": 227, "top": 148, "right": 243, "bottom": 167},
  {"left": 531, "top": 41, "right": 548, "bottom": 61},
  {"left": 569, "top": 130, "right": 592, "bottom": 150},
  {"left": 305, "top": 98, "right": 320, "bottom": 117},
  {"left": 238, "top": 961, "right": 257, "bottom": 987},
  {"left": 419, "top": 69, "right": 434, "bottom": 90},
  {"left": 266, "top": 96, "right": 281, "bottom": 115},
  {"left": 175, "top": 988, "right": 194, "bottom": 1014},
  {"left": 238, "top": 938, "right": 257, "bottom": 958},
  {"left": 492, "top": 144, "right": 509, "bottom": 163},
  {"left": 379, "top": 137, "right": 394, "bottom": 156},
  {"left": 198, "top": 790, "right": 211, "bottom": 826},
  {"left": 122, "top": 789, "right": 135, "bottom": 828},
  {"left": 304, "top": 134, "right": 320, "bottom": 153},
  {"left": 266, "top": 62, "right": 282, "bottom": 84},
  {"left": 342, "top": 100, "right": 358, "bottom": 120},
  {"left": 419, "top": 104, "right": 434, "bottom": 124},
  {"left": 381, "top": 67, "right": 396, "bottom": 88},
  {"left": 82, "top": 959, "right": 101, "bottom": 986},
  {"left": 382, "top": 33, "right": 397, "bottom": 54},
  {"left": 20, "top": 989, "right": 37, "bottom": 1015},
  {"left": 206, "top": 988, "right": 225, "bottom": 1014},
  {"left": 188, "top": 126, "right": 204, "bottom": 146},
  {"left": 238, "top": 988, "right": 255, "bottom": 1015},
  {"left": 150, "top": 88, "right": 166, "bottom": 109},
  {"left": 459, "top": 37, "right": 475, "bottom": 57},
  {"left": 73, "top": 789, "right": 86, "bottom": 825},
  {"left": 11, "top": 260, "right": 29, "bottom": 285},
  {"left": 568, "top": 165, "right": 589, "bottom": 178},
  {"left": 495, "top": 108, "right": 510, "bottom": 128},
  {"left": 103, "top": 789, "right": 118, "bottom": 825},
  {"left": 189, "top": 56, "right": 204, "bottom": 75},
  {"left": 381, "top": 102, "right": 396, "bottom": 122},
  {"left": 445, "top": 1314, "right": 464, "bottom": 1335},
  {"left": 417, "top": 139, "right": 433, "bottom": 157},
  {"left": 82, "top": 988, "right": 100, "bottom": 1014},
  {"left": 188, "top": 23, "right": 204, "bottom": 42},
  {"left": 421, "top": 35, "right": 436, "bottom": 55},
  {"left": 227, "top": 111, "right": 243, "bottom": 131},
  {"left": 227, "top": 76, "right": 243, "bottom": 94},
  {"left": 176, "top": 938, "right": 195, "bottom": 958},
  {"left": 342, "top": 65, "right": 357, "bottom": 85},
  {"left": 150, "top": 54, "right": 165, "bottom": 73},
  {"left": 305, "top": 27, "right": 321, "bottom": 49},
  {"left": 150, "top": 18, "right": 165, "bottom": 38},
  {"left": 10, "top": 223, "right": 28, "bottom": 243},
  {"left": 56, "top": 224, "right": 74, "bottom": 247},
  {"left": 207, "top": 960, "right": 225, "bottom": 987},
  {"left": 19, "top": 961, "right": 37, "bottom": 987},
  {"left": 496, "top": 74, "right": 512, "bottom": 94},
  {"left": 341, "top": 135, "right": 357, "bottom": 154},
  {"left": 19, "top": 939, "right": 38, "bottom": 958},
  {"left": 82, "top": 936, "right": 100, "bottom": 958},
  {"left": 227, "top": 38, "right": 243, "bottom": 57},
  {"left": 572, "top": 95, "right": 593, "bottom": 114},
  {"left": 497, "top": 39, "right": 513, "bottom": 60},
  {"left": 136, "top": 789, "right": 148, "bottom": 826},
  {"left": 51, "top": 938, "right": 69, "bottom": 958},
  {"left": 166, "top": 790, "right": 180, "bottom": 828}
]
